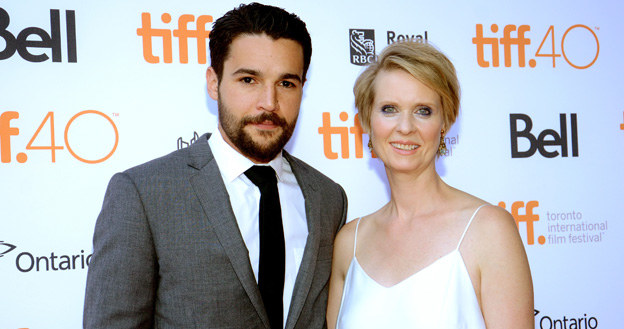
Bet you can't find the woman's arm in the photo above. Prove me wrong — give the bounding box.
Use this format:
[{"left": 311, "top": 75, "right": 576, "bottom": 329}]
[
  {"left": 326, "top": 220, "right": 357, "bottom": 329},
  {"left": 477, "top": 206, "right": 535, "bottom": 328}
]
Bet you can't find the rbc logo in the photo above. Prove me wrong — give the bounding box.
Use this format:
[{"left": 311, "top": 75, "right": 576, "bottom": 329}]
[
  {"left": 350, "top": 29, "right": 375, "bottom": 66},
  {"left": 387, "top": 30, "right": 428, "bottom": 44},
  {"left": 0, "top": 8, "right": 77, "bottom": 63},
  {"left": 510, "top": 113, "right": 579, "bottom": 158}
]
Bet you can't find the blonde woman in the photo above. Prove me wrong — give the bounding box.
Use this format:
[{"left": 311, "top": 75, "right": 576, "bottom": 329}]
[{"left": 327, "top": 41, "right": 534, "bottom": 329}]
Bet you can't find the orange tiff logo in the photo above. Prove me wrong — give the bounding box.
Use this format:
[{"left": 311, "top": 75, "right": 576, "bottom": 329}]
[
  {"left": 473, "top": 24, "right": 599, "bottom": 69},
  {"left": 137, "top": 12, "right": 213, "bottom": 64},
  {"left": 498, "top": 201, "right": 545, "bottom": 245},
  {"left": 473, "top": 24, "right": 531, "bottom": 68},
  {"left": 318, "top": 112, "right": 374, "bottom": 160},
  {"left": 0, "top": 111, "right": 20, "bottom": 163},
  {"left": 0, "top": 111, "right": 118, "bottom": 164}
]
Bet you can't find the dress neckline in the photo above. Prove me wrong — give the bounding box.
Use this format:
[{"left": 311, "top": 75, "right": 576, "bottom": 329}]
[
  {"left": 350, "top": 204, "right": 487, "bottom": 289},
  {"left": 352, "top": 249, "right": 461, "bottom": 289}
]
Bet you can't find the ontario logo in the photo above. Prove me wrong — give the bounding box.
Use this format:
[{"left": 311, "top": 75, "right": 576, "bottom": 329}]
[
  {"left": 15, "top": 249, "right": 92, "bottom": 272},
  {"left": 0, "top": 241, "right": 92, "bottom": 272},
  {"left": 0, "top": 241, "right": 16, "bottom": 257},
  {"left": 535, "top": 309, "right": 599, "bottom": 329},
  {"left": 350, "top": 29, "right": 375, "bottom": 65}
]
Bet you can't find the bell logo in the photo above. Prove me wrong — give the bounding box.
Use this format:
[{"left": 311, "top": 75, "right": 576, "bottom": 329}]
[
  {"left": 499, "top": 201, "right": 544, "bottom": 245},
  {"left": 137, "top": 12, "right": 212, "bottom": 64},
  {"left": 510, "top": 113, "right": 579, "bottom": 158},
  {"left": 0, "top": 8, "right": 77, "bottom": 63},
  {"left": 318, "top": 112, "right": 373, "bottom": 159}
]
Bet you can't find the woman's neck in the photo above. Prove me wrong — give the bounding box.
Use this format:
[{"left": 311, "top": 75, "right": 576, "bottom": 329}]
[{"left": 383, "top": 165, "right": 448, "bottom": 221}]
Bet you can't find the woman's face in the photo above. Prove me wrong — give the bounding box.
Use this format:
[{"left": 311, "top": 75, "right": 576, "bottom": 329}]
[{"left": 369, "top": 69, "right": 444, "bottom": 174}]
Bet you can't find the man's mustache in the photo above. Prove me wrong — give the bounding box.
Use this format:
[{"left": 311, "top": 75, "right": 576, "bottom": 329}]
[{"left": 242, "top": 112, "right": 288, "bottom": 127}]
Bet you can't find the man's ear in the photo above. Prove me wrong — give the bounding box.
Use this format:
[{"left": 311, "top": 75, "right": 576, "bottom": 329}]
[{"left": 206, "top": 67, "right": 219, "bottom": 101}]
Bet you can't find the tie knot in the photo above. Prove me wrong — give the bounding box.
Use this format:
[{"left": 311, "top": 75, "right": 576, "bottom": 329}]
[{"left": 244, "top": 165, "right": 277, "bottom": 188}]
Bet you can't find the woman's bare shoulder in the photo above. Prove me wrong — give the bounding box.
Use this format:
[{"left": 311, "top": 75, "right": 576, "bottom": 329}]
[
  {"left": 471, "top": 204, "right": 518, "bottom": 239},
  {"left": 445, "top": 187, "right": 519, "bottom": 249},
  {"left": 335, "top": 217, "right": 360, "bottom": 244}
]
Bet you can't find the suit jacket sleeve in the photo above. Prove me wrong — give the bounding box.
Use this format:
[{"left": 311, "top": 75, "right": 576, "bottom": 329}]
[
  {"left": 339, "top": 186, "right": 348, "bottom": 232},
  {"left": 83, "top": 172, "right": 157, "bottom": 328}
]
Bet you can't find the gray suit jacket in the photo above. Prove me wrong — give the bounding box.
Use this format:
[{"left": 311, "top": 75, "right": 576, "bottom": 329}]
[{"left": 83, "top": 133, "right": 347, "bottom": 329}]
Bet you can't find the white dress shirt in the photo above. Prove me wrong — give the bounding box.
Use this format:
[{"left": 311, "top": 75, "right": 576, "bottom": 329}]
[{"left": 208, "top": 131, "right": 308, "bottom": 328}]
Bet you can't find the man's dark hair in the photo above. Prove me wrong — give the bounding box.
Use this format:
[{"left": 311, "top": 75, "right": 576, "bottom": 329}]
[{"left": 209, "top": 2, "right": 312, "bottom": 81}]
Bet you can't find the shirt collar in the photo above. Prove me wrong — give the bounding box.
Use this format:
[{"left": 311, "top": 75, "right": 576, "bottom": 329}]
[{"left": 208, "top": 130, "right": 284, "bottom": 183}]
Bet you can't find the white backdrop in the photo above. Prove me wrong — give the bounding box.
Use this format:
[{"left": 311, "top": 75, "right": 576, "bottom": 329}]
[{"left": 1, "top": 1, "right": 623, "bottom": 328}]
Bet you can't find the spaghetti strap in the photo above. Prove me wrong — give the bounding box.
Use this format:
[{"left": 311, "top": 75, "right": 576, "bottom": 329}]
[
  {"left": 456, "top": 205, "right": 487, "bottom": 250},
  {"left": 353, "top": 217, "right": 362, "bottom": 258}
]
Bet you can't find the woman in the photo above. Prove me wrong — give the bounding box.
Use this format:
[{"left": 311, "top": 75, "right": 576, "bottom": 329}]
[{"left": 327, "top": 41, "right": 534, "bottom": 328}]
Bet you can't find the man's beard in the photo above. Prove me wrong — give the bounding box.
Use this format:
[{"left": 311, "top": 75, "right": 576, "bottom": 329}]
[{"left": 218, "top": 101, "right": 297, "bottom": 163}]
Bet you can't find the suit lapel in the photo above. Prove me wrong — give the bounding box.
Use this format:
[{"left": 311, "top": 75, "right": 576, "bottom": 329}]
[
  {"left": 187, "top": 134, "right": 270, "bottom": 328},
  {"left": 284, "top": 153, "right": 322, "bottom": 329}
]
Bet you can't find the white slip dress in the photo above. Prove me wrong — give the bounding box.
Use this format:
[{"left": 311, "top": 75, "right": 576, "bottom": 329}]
[{"left": 335, "top": 205, "right": 487, "bottom": 329}]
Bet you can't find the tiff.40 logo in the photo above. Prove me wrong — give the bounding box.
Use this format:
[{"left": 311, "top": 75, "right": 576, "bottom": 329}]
[
  {"left": 498, "top": 201, "right": 544, "bottom": 245},
  {"left": 0, "top": 111, "right": 118, "bottom": 164},
  {"left": 137, "top": 12, "right": 212, "bottom": 64},
  {"left": 472, "top": 23, "right": 599, "bottom": 69},
  {"left": 318, "top": 112, "right": 373, "bottom": 159}
]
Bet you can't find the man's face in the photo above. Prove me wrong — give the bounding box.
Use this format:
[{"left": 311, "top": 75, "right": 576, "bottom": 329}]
[{"left": 207, "top": 33, "right": 305, "bottom": 163}]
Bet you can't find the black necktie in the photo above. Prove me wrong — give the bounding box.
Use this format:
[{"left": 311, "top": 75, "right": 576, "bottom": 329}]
[{"left": 244, "top": 165, "right": 285, "bottom": 329}]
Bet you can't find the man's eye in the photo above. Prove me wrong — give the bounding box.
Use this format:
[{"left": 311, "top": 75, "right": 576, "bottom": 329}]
[
  {"left": 281, "top": 81, "right": 295, "bottom": 88},
  {"left": 241, "top": 77, "right": 254, "bottom": 83}
]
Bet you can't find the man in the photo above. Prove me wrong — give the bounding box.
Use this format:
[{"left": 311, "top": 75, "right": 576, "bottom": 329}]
[{"left": 83, "top": 3, "right": 347, "bottom": 328}]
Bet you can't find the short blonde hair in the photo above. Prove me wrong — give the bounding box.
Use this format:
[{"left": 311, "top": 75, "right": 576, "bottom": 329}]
[{"left": 354, "top": 41, "right": 460, "bottom": 132}]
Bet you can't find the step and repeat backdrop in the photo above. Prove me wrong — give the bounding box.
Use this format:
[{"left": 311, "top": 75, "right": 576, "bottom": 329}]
[{"left": 1, "top": 0, "right": 623, "bottom": 328}]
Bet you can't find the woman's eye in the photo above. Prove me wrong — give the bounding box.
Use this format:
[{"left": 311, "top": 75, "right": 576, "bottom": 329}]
[
  {"left": 416, "top": 107, "right": 431, "bottom": 115},
  {"left": 381, "top": 105, "right": 397, "bottom": 113}
]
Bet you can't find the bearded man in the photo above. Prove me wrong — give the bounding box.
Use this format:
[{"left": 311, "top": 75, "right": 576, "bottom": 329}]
[{"left": 83, "top": 3, "right": 347, "bottom": 329}]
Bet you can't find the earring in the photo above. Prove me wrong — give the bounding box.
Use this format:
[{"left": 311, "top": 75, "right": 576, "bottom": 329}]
[
  {"left": 438, "top": 129, "right": 447, "bottom": 155},
  {"left": 368, "top": 139, "right": 373, "bottom": 152}
]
